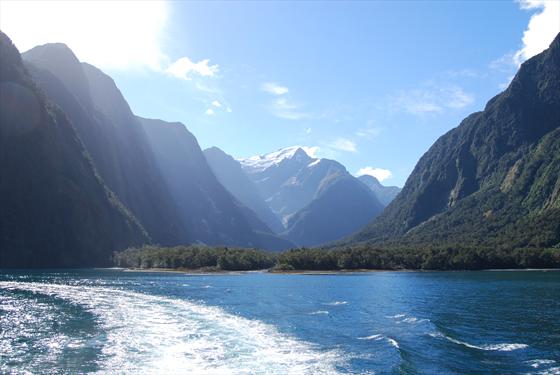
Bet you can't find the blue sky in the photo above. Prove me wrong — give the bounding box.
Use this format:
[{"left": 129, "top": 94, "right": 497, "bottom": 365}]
[{"left": 2, "top": 0, "right": 559, "bottom": 186}]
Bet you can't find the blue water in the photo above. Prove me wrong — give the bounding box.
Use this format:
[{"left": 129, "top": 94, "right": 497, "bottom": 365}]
[{"left": 1, "top": 270, "right": 559, "bottom": 374}]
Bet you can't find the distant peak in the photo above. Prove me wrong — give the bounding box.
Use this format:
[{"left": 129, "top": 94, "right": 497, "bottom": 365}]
[
  {"left": 239, "top": 146, "right": 316, "bottom": 172},
  {"left": 203, "top": 146, "right": 228, "bottom": 157},
  {"left": 358, "top": 174, "right": 382, "bottom": 187},
  {"left": 23, "top": 42, "right": 78, "bottom": 62}
]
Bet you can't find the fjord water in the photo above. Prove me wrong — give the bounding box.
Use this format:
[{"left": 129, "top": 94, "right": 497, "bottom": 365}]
[{"left": 1, "top": 270, "right": 558, "bottom": 374}]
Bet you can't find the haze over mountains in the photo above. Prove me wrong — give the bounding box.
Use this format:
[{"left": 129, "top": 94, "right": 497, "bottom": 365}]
[
  {"left": 1, "top": 29, "right": 558, "bottom": 268},
  {"left": 19, "top": 38, "right": 294, "bottom": 253},
  {"left": 207, "top": 146, "right": 388, "bottom": 246},
  {"left": 23, "top": 43, "right": 188, "bottom": 246},
  {"left": 0, "top": 31, "right": 398, "bottom": 266},
  {"left": 0, "top": 33, "right": 146, "bottom": 267}
]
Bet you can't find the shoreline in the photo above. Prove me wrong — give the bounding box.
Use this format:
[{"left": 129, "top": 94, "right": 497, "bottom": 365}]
[{"left": 119, "top": 267, "right": 560, "bottom": 275}]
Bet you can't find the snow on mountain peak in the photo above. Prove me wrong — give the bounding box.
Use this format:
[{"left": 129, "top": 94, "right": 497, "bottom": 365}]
[{"left": 240, "top": 146, "right": 318, "bottom": 172}]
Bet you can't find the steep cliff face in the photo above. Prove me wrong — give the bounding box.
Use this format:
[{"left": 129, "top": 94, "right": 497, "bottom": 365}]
[
  {"left": 284, "top": 175, "right": 384, "bottom": 247},
  {"left": 139, "top": 117, "right": 294, "bottom": 251},
  {"left": 239, "top": 147, "right": 384, "bottom": 246},
  {"left": 352, "top": 33, "right": 560, "bottom": 249},
  {"left": 0, "top": 32, "right": 147, "bottom": 267},
  {"left": 204, "top": 146, "right": 284, "bottom": 234},
  {"left": 23, "top": 44, "right": 188, "bottom": 245}
]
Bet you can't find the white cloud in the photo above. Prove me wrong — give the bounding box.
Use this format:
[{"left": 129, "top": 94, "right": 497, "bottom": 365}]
[
  {"left": 305, "top": 128, "right": 312, "bottom": 134},
  {"left": 212, "top": 100, "right": 222, "bottom": 107},
  {"left": 357, "top": 167, "right": 393, "bottom": 182},
  {"left": 205, "top": 108, "right": 215, "bottom": 116},
  {"left": 301, "top": 146, "right": 320, "bottom": 158},
  {"left": 445, "top": 87, "right": 474, "bottom": 108},
  {"left": 0, "top": 0, "right": 168, "bottom": 70},
  {"left": 392, "top": 85, "right": 474, "bottom": 115},
  {"left": 226, "top": 107, "right": 233, "bottom": 113},
  {"left": 356, "top": 127, "right": 382, "bottom": 138},
  {"left": 262, "top": 82, "right": 289, "bottom": 95},
  {"left": 166, "top": 57, "right": 219, "bottom": 80},
  {"left": 514, "top": 0, "right": 560, "bottom": 64},
  {"left": 270, "top": 98, "right": 308, "bottom": 120},
  {"left": 326, "top": 138, "right": 357, "bottom": 153}
]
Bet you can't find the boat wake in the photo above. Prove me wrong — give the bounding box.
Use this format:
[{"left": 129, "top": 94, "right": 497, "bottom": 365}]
[{"left": 0, "top": 281, "right": 343, "bottom": 374}]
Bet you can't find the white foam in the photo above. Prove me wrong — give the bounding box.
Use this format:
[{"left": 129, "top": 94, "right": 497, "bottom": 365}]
[
  {"left": 309, "top": 310, "right": 329, "bottom": 315},
  {"left": 402, "top": 317, "right": 428, "bottom": 324},
  {"left": 527, "top": 359, "right": 556, "bottom": 368},
  {"left": 357, "top": 334, "right": 384, "bottom": 341},
  {"left": 387, "top": 338, "right": 400, "bottom": 349},
  {"left": 0, "top": 281, "right": 343, "bottom": 374},
  {"left": 387, "top": 313, "right": 428, "bottom": 324},
  {"left": 325, "top": 301, "right": 348, "bottom": 306},
  {"left": 431, "top": 332, "right": 528, "bottom": 352}
]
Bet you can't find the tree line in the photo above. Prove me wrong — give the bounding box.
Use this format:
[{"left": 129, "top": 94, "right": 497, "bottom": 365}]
[{"left": 114, "top": 244, "right": 560, "bottom": 271}]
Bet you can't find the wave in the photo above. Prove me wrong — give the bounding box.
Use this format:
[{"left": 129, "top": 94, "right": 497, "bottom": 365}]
[
  {"left": 324, "top": 301, "right": 348, "bottom": 306},
  {"left": 387, "top": 338, "right": 400, "bottom": 349},
  {"left": 387, "top": 313, "right": 429, "bottom": 324},
  {"left": 430, "top": 332, "right": 528, "bottom": 352},
  {"left": 309, "top": 310, "right": 329, "bottom": 315},
  {"left": 357, "top": 334, "right": 383, "bottom": 341},
  {"left": 402, "top": 317, "right": 429, "bottom": 324},
  {"left": 526, "top": 359, "right": 556, "bottom": 368},
  {"left": 0, "top": 281, "right": 343, "bottom": 374},
  {"left": 356, "top": 334, "right": 400, "bottom": 351}
]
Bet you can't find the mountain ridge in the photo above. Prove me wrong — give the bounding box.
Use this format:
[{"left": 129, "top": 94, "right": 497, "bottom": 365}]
[
  {"left": 0, "top": 31, "right": 147, "bottom": 267},
  {"left": 23, "top": 43, "right": 189, "bottom": 245},
  {"left": 350, "top": 32, "right": 560, "bottom": 249}
]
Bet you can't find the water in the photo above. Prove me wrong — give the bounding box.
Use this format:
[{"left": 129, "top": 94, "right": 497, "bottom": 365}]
[{"left": 1, "top": 270, "right": 559, "bottom": 374}]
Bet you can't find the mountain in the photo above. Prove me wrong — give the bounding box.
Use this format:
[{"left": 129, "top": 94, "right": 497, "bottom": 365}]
[
  {"left": 0, "top": 32, "right": 147, "bottom": 267},
  {"left": 203, "top": 147, "right": 284, "bottom": 233},
  {"left": 284, "top": 175, "right": 384, "bottom": 246},
  {"left": 138, "top": 118, "right": 293, "bottom": 251},
  {"left": 240, "top": 146, "right": 384, "bottom": 246},
  {"left": 358, "top": 175, "right": 401, "bottom": 206},
  {"left": 240, "top": 146, "right": 348, "bottom": 223},
  {"left": 351, "top": 33, "right": 560, "bottom": 250},
  {"left": 22, "top": 43, "right": 188, "bottom": 245}
]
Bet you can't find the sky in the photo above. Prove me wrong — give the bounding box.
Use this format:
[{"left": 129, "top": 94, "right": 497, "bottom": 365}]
[{"left": 1, "top": 0, "right": 559, "bottom": 186}]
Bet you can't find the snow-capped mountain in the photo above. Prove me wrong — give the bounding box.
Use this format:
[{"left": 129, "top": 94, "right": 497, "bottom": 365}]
[
  {"left": 236, "top": 146, "right": 385, "bottom": 246},
  {"left": 204, "top": 147, "right": 285, "bottom": 234},
  {"left": 240, "top": 147, "right": 348, "bottom": 224}
]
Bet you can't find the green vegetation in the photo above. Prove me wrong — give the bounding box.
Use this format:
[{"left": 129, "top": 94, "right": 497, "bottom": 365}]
[
  {"left": 114, "top": 245, "right": 560, "bottom": 271},
  {"left": 351, "top": 35, "right": 560, "bottom": 252},
  {"left": 114, "top": 245, "right": 277, "bottom": 271}
]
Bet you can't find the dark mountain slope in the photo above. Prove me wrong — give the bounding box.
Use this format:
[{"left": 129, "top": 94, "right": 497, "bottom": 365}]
[
  {"left": 284, "top": 175, "right": 384, "bottom": 246},
  {"left": 240, "top": 147, "right": 384, "bottom": 246},
  {"left": 241, "top": 147, "right": 351, "bottom": 223},
  {"left": 203, "top": 147, "right": 284, "bottom": 233},
  {"left": 358, "top": 175, "right": 401, "bottom": 206},
  {"left": 0, "top": 32, "right": 147, "bottom": 267},
  {"left": 23, "top": 44, "right": 187, "bottom": 245},
  {"left": 352, "top": 33, "right": 560, "bottom": 249},
  {"left": 138, "top": 117, "right": 293, "bottom": 251}
]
